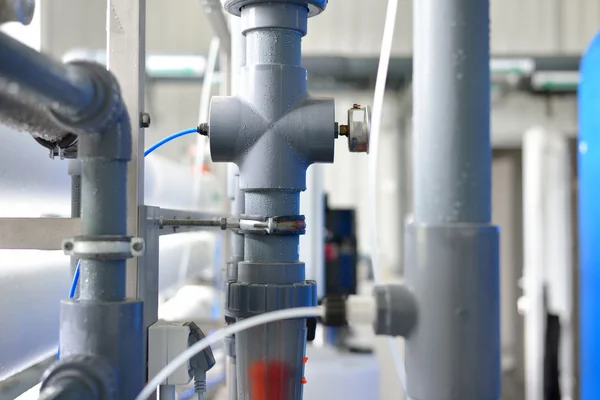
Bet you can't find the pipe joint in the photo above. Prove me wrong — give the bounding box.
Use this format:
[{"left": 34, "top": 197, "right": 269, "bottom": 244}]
[
  {"left": 241, "top": 2, "right": 308, "bottom": 36},
  {"left": 40, "top": 355, "right": 117, "bottom": 400},
  {"left": 372, "top": 283, "right": 418, "bottom": 337},
  {"left": 48, "top": 61, "right": 132, "bottom": 161},
  {"left": 209, "top": 95, "right": 334, "bottom": 191}
]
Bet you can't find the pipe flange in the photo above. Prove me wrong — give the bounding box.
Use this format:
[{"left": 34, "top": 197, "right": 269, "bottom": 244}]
[
  {"left": 225, "top": 280, "right": 317, "bottom": 318},
  {"left": 41, "top": 354, "right": 117, "bottom": 400},
  {"left": 63, "top": 235, "right": 145, "bottom": 260},
  {"left": 222, "top": 0, "right": 327, "bottom": 17}
]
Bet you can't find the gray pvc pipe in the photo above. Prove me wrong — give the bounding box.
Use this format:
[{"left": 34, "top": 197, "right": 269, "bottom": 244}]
[
  {"left": 79, "top": 160, "right": 128, "bottom": 301},
  {"left": 412, "top": 0, "right": 491, "bottom": 224},
  {"left": 0, "top": 32, "right": 95, "bottom": 116},
  {"left": 244, "top": 191, "right": 300, "bottom": 263}
]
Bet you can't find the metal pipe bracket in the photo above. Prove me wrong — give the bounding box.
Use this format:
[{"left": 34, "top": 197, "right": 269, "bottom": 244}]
[{"left": 62, "top": 235, "right": 145, "bottom": 260}]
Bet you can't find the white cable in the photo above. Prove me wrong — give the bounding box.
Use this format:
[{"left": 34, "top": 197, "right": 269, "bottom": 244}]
[
  {"left": 135, "top": 306, "right": 323, "bottom": 400},
  {"left": 367, "top": 0, "right": 407, "bottom": 393}
]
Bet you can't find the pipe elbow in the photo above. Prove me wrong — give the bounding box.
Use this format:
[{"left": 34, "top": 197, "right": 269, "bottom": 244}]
[{"left": 47, "top": 62, "right": 132, "bottom": 161}]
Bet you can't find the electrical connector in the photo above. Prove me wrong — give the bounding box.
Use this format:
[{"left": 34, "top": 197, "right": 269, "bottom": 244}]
[{"left": 186, "top": 322, "right": 216, "bottom": 400}]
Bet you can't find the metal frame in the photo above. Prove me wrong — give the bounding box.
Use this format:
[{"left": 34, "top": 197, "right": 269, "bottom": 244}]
[{"left": 106, "top": 0, "right": 147, "bottom": 302}]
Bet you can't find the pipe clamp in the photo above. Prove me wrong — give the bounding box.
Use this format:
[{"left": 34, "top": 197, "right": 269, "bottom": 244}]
[
  {"left": 238, "top": 215, "right": 306, "bottom": 235},
  {"left": 63, "top": 235, "right": 145, "bottom": 260}
]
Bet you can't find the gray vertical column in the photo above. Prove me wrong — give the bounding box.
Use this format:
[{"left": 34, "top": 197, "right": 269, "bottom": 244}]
[
  {"left": 405, "top": 1, "right": 500, "bottom": 400},
  {"left": 413, "top": 0, "right": 491, "bottom": 224}
]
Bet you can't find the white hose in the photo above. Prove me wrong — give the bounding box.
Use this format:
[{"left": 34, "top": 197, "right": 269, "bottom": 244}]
[
  {"left": 135, "top": 307, "right": 323, "bottom": 400},
  {"left": 368, "top": 0, "right": 407, "bottom": 393}
]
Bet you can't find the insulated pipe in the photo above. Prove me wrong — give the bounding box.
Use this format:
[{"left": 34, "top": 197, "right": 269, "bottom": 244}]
[
  {"left": 405, "top": 1, "right": 500, "bottom": 400},
  {"left": 0, "top": 32, "right": 95, "bottom": 117},
  {"left": 0, "top": 90, "right": 70, "bottom": 143}
]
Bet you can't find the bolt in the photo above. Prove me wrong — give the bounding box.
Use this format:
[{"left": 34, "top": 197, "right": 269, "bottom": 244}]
[
  {"left": 197, "top": 123, "right": 209, "bottom": 136},
  {"left": 353, "top": 104, "right": 361, "bottom": 109},
  {"left": 132, "top": 241, "right": 144, "bottom": 252},
  {"left": 339, "top": 125, "right": 349, "bottom": 136},
  {"left": 63, "top": 242, "right": 74, "bottom": 251},
  {"left": 140, "top": 112, "right": 151, "bottom": 128}
]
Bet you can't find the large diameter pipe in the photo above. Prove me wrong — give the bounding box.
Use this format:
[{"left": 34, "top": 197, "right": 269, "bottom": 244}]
[
  {"left": 412, "top": 0, "right": 491, "bottom": 224},
  {"left": 406, "top": 1, "right": 500, "bottom": 400}
]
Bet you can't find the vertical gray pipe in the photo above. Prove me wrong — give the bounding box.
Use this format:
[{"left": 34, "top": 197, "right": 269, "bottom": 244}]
[
  {"left": 412, "top": 0, "right": 491, "bottom": 224},
  {"left": 233, "top": 4, "right": 311, "bottom": 400},
  {"left": 79, "top": 160, "right": 128, "bottom": 301},
  {"left": 405, "top": 1, "right": 500, "bottom": 400}
]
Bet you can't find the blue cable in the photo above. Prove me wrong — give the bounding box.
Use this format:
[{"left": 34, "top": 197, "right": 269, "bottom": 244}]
[
  {"left": 58, "top": 127, "right": 198, "bottom": 360},
  {"left": 143, "top": 127, "right": 198, "bottom": 157},
  {"left": 68, "top": 261, "right": 80, "bottom": 299},
  {"left": 58, "top": 261, "right": 80, "bottom": 359}
]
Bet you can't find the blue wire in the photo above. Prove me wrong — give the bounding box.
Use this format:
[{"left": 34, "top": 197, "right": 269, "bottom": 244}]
[
  {"left": 58, "top": 127, "right": 198, "bottom": 361},
  {"left": 58, "top": 260, "right": 81, "bottom": 360},
  {"left": 143, "top": 127, "right": 198, "bottom": 157},
  {"left": 68, "top": 261, "right": 81, "bottom": 299}
]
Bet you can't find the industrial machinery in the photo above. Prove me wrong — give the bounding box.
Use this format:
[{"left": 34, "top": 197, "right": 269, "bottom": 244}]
[{"left": 0, "top": 0, "right": 500, "bottom": 399}]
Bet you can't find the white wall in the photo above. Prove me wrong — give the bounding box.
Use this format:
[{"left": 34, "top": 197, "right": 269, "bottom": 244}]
[{"left": 306, "top": 0, "right": 599, "bottom": 56}]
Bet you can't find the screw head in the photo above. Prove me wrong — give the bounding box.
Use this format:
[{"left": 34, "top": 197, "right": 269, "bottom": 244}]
[
  {"left": 132, "top": 241, "right": 144, "bottom": 252},
  {"left": 140, "top": 112, "right": 151, "bottom": 128},
  {"left": 63, "top": 242, "right": 74, "bottom": 251}
]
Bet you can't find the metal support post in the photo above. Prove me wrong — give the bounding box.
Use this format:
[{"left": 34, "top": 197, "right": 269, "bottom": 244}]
[
  {"left": 406, "top": 1, "right": 500, "bottom": 399},
  {"left": 107, "top": 0, "right": 156, "bottom": 389},
  {"left": 107, "top": 0, "right": 147, "bottom": 300}
]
